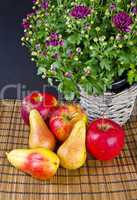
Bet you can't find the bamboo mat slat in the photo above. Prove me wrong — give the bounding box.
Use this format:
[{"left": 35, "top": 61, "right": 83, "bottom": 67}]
[{"left": 0, "top": 100, "right": 137, "bottom": 200}]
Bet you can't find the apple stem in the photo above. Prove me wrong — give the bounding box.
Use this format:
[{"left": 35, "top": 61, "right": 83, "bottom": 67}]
[{"left": 98, "top": 122, "right": 111, "bottom": 131}]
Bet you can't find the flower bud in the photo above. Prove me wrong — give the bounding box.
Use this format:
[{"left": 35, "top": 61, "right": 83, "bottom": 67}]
[
  {"left": 124, "top": 35, "right": 128, "bottom": 39},
  {"left": 102, "top": 42, "right": 107, "bottom": 46},
  {"left": 21, "top": 37, "right": 25, "bottom": 41},
  {"left": 35, "top": 44, "right": 41, "bottom": 50},
  {"left": 84, "top": 67, "right": 91, "bottom": 75},
  {"left": 128, "top": 41, "right": 133, "bottom": 45},
  {"left": 64, "top": 72, "right": 73, "bottom": 78},
  {"left": 116, "top": 34, "right": 123, "bottom": 41},
  {"left": 31, "top": 51, "right": 37, "bottom": 56},
  {"left": 42, "top": 75, "right": 46, "bottom": 79},
  {"left": 118, "top": 44, "right": 123, "bottom": 48},
  {"left": 29, "top": 31, "right": 32, "bottom": 35},
  {"left": 76, "top": 47, "right": 81, "bottom": 53},
  {"left": 99, "top": 36, "right": 106, "bottom": 42},
  {"left": 89, "top": 46, "right": 93, "bottom": 50},
  {"left": 30, "top": 38, "right": 34, "bottom": 42},
  {"left": 50, "top": 64, "right": 57, "bottom": 71},
  {"left": 105, "top": 9, "right": 110, "bottom": 16},
  {"left": 74, "top": 57, "right": 78, "bottom": 61},
  {"left": 110, "top": 3, "right": 116, "bottom": 11},
  {"left": 81, "top": 76, "right": 86, "bottom": 80},
  {"left": 95, "top": 27, "right": 100, "bottom": 32},
  {"left": 131, "top": 2, "right": 136, "bottom": 7},
  {"left": 110, "top": 36, "right": 114, "bottom": 40},
  {"left": 93, "top": 38, "right": 98, "bottom": 42}
]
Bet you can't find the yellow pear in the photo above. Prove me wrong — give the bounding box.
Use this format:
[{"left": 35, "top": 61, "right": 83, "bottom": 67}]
[
  {"left": 57, "top": 120, "right": 87, "bottom": 170},
  {"left": 29, "top": 109, "right": 56, "bottom": 151},
  {"left": 6, "top": 148, "right": 60, "bottom": 180}
]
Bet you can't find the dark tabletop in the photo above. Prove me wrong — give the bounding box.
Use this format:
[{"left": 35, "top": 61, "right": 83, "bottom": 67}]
[{"left": 0, "top": 0, "right": 57, "bottom": 99}]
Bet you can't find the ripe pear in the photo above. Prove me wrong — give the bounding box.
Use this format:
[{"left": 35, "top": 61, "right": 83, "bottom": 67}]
[
  {"left": 57, "top": 120, "right": 87, "bottom": 170},
  {"left": 29, "top": 109, "right": 56, "bottom": 151},
  {"left": 6, "top": 148, "right": 60, "bottom": 180}
]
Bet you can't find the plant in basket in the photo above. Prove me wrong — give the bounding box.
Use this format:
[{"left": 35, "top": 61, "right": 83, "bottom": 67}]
[
  {"left": 21, "top": 0, "right": 137, "bottom": 99},
  {"left": 21, "top": 0, "right": 137, "bottom": 124}
]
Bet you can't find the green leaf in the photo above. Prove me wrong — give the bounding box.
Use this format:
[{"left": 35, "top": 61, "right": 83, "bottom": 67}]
[
  {"left": 64, "top": 92, "right": 75, "bottom": 101},
  {"left": 51, "top": 61, "right": 61, "bottom": 69},
  {"left": 118, "top": 66, "right": 125, "bottom": 76},
  {"left": 128, "top": 70, "right": 134, "bottom": 85},
  {"left": 58, "top": 82, "right": 63, "bottom": 93},
  {"left": 100, "top": 59, "right": 111, "bottom": 70},
  {"left": 37, "top": 67, "right": 46, "bottom": 74},
  {"left": 67, "top": 33, "right": 81, "bottom": 45},
  {"left": 85, "top": 58, "right": 98, "bottom": 66},
  {"left": 58, "top": 78, "right": 77, "bottom": 101},
  {"left": 128, "top": 69, "right": 137, "bottom": 85},
  {"left": 48, "top": 78, "right": 53, "bottom": 85}
]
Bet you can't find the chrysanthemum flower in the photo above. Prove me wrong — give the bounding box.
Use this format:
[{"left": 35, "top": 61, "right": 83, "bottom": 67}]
[
  {"left": 110, "top": 3, "right": 116, "bottom": 11},
  {"left": 113, "top": 12, "right": 133, "bottom": 32},
  {"left": 46, "top": 33, "right": 64, "bottom": 47},
  {"left": 132, "top": 7, "right": 137, "bottom": 14},
  {"left": 22, "top": 19, "right": 30, "bottom": 29},
  {"left": 41, "top": 1, "right": 48, "bottom": 9},
  {"left": 70, "top": 5, "right": 91, "bottom": 19}
]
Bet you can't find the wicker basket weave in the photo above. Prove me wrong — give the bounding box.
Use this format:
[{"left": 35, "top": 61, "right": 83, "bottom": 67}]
[{"left": 80, "top": 85, "right": 137, "bottom": 125}]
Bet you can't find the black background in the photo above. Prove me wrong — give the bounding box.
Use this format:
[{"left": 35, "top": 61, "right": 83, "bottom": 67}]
[{"left": 0, "top": 0, "right": 57, "bottom": 99}]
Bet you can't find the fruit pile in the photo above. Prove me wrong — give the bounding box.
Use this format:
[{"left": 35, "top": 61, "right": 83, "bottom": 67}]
[{"left": 6, "top": 92, "right": 125, "bottom": 181}]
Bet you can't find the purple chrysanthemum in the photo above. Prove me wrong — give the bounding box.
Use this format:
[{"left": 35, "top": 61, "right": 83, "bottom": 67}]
[
  {"left": 32, "top": 0, "right": 36, "bottom": 3},
  {"left": 22, "top": 19, "right": 30, "bottom": 29},
  {"left": 46, "top": 32, "right": 64, "bottom": 47},
  {"left": 50, "top": 32, "right": 59, "bottom": 40},
  {"left": 110, "top": 3, "right": 116, "bottom": 11},
  {"left": 132, "top": 7, "right": 137, "bottom": 14},
  {"left": 112, "top": 12, "right": 133, "bottom": 32},
  {"left": 41, "top": 1, "right": 49, "bottom": 9},
  {"left": 46, "top": 40, "right": 58, "bottom": 46},
  {"left": 70, "top": 5, "right": 91, "bottom": 19},
  {"left": 27, "top": 11, "right": 36, "bottom": 18}
]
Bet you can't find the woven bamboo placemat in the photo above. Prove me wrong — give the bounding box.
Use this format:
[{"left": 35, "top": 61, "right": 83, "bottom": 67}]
[{"left": 0, "top": 100, "right": 137, "bottom": 200}]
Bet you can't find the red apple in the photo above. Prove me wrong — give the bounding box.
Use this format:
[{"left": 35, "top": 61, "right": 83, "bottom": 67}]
[
  {"left": 21, "top": 92, "right": 58, "bottom": 125},
  {"left": 86, "top": 118, "right": 125, "bottom": 161},
  {"left": 49, "top": 104, "right": 88, "bottom": 142}
]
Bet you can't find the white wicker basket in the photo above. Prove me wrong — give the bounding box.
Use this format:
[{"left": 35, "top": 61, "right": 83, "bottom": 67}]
[{"left": 80, "top": 85, "right": 137, "bottom": 125}]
